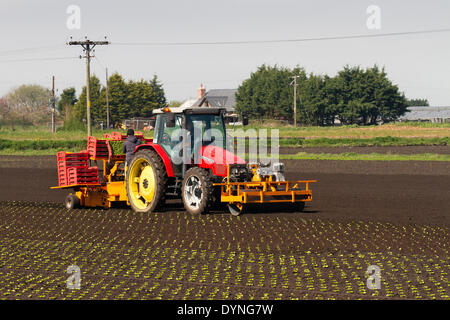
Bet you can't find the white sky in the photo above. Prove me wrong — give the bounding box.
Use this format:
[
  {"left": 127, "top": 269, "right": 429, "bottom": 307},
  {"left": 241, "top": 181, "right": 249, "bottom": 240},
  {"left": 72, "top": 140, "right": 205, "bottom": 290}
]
[{"left": 0, "top": 0, "right": 449, "bottom": 105}]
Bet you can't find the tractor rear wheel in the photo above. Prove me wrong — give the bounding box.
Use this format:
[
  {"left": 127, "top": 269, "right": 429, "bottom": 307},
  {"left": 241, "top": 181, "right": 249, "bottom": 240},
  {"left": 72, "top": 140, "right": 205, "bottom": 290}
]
[
  {"left": 182, "top": 167, "right": 214, "bottom": 215},
  {"left": 65, "top": 194, "right": 79, "bottom": 209},
  {"left": 126, "top": 149, "right": 168, "bottom": 213}
]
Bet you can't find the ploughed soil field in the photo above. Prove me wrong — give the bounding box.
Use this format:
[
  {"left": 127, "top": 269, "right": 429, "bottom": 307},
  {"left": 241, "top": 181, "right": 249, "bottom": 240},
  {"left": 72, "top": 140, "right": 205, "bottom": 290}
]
[
  {"left": 0, "top": 152, "right": 449, "bottom": 300},
  {"left": 279, "top": 145, "right": 450, "bottom": 155}
]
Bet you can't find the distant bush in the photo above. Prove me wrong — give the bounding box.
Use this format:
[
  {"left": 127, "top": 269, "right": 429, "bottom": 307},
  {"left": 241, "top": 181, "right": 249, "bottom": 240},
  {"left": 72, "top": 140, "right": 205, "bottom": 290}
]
[
  {"left": 302, "top": 136, "right": 449, "bottom": 147},
  {"left": 58, "top": 119, "right": 86, "bottom": 132},
  {"left": 0, "top": 139, "right": 86, "bottom": 151},
  {"left": 0, "top": 119, "right": 34, "bottom": 129}
]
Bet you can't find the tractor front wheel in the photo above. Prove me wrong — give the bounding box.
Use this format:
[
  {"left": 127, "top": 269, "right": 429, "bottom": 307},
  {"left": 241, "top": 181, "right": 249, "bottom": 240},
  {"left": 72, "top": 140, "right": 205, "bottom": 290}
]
[
  {"left": 126, "top": 149, "right": 168, "bottom": 213},
  {"left": 182, "top": 167, "right": 214, "bottom": 215}
]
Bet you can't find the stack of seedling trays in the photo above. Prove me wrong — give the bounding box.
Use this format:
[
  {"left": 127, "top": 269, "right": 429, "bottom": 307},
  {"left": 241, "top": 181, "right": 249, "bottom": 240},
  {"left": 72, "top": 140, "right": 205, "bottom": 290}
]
[
  {"left": 57, "top": 151, "right": 99, "bottom": 186},
  {"left": 87, "top": 136, "right": 110, "bottom": 159},
  {"left": 66, "top": 166, "right": 99, "bottom": 185}
]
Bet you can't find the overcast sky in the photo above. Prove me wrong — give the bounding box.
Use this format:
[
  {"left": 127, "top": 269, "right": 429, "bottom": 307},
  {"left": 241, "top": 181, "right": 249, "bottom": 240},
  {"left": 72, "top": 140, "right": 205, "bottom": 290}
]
[{"left": 0, "top": 0, "right": 449, "bottom": 105}]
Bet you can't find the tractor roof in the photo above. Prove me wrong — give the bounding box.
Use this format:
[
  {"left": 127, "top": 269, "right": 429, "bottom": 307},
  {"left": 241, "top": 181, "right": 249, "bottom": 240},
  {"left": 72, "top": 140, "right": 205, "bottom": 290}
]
[{"left": 153, "top": 106, "right": 226, "bottom": 115}]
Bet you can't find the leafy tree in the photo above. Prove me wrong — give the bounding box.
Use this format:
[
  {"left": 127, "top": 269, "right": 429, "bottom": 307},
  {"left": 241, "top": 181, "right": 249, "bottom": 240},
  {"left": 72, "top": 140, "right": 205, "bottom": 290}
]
[
  {"left": 57, "top": 87, "right": 77, "bottom": 112},
  {"left": 67, "top": 72, "right": 167, "bottom": 128},
  {"left": 0, "top": 97, "right": 11, "bottom": 127},
  {"left": 237, "top": 64, "right": 408, "bottom": 126},
  {"left": 102, "top": 73, "right": 129, "bottom": 124},
  {"left": 406, "top": 98, "right": 429, "bottom": 107},
  {"left": 6, "top": 84, "right": 52, "bottom": 124},
  {"left": 333, "top": 65, "right": 407, "bottom": 124},
  {"left": 127, "top": 77, "right": 165, "bottom": 118},
  {"left": 149, "top": 75, "right": 167, "bottom": 109},
  {"left": 298, "top": 74, "right": 337, "bottom": 125},
  {"left": 73, "top": 75, "right": 104, "bottom": 124},
  {"left": 236, "top": 65, "right": 306, "bottom": 120}
]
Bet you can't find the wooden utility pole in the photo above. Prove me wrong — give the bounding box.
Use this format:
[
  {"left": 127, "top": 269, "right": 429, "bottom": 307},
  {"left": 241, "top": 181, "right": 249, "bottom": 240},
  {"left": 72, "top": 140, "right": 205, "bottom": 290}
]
[
  {"left": 68, "top": 38, "right": 109, "bottom": 137},
  {"left": 106, "top": 67, "right": 110, "bottom": 129},
  {"left": 51, "top": 76, "right": 55, "bottom": 133},
  {"left": 290, "top": 75, "right": 300, "bottom": 127}
]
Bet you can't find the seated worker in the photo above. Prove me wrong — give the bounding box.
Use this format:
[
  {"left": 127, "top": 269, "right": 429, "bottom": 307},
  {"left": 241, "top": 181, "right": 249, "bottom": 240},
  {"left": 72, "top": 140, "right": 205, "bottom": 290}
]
[{"left": 122, "top": 129, "right": 141, "bottom": 167}]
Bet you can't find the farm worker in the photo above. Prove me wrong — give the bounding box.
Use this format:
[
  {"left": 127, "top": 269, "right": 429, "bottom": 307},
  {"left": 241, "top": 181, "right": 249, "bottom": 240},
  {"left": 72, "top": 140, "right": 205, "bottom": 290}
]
[{"left": 122, "top": 129, "right": 141, "bottom": 167}]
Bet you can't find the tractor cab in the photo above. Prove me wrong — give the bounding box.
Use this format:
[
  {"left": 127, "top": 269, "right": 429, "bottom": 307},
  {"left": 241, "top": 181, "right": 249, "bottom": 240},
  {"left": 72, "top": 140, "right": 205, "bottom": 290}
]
[{"left": 151, "top": 107, "right": 229, "bottom": 176}]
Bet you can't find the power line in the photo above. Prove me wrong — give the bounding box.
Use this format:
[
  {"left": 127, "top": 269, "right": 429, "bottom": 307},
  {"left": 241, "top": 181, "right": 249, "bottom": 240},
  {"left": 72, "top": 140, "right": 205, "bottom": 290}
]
[
  {"left": 0, "top": 56, "right": 78, "bottom": 64},
  {"left": 94, "top": 55, "right": 106, "bottom": 69},
  {"left": 94, "top": 56, "right": 111, "bottom": 128},
  {"left": 114, "top": 28, "right": 450, "bottom": 47},
  {"left": 0, "top": 45, "right": 65, "bottom": 57}
]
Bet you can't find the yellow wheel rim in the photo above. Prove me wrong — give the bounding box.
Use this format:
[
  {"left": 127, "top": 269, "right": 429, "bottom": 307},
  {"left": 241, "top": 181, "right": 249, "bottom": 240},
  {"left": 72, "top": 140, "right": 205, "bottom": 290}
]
[{"left": 127, "top": 158, "right": 156, "bottom": 210}]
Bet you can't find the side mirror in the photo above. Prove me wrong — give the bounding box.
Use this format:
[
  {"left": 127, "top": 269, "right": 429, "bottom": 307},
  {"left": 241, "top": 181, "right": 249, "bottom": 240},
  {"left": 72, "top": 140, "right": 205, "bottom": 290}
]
[
  {"left": 149, "top": 118, "right": 156, "bottom": 128},
  {"left": 165, "top": 113, "right": 176, "bottom": 127}
]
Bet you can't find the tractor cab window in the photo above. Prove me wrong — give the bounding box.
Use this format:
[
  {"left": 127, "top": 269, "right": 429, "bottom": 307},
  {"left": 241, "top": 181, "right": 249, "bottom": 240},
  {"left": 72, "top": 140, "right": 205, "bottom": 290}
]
[
  {"left": 158, "top": 114, "right": 183, "bottom": 158},
  {"left": 185, "top": 114, "right": 226, "bottom": 150}
]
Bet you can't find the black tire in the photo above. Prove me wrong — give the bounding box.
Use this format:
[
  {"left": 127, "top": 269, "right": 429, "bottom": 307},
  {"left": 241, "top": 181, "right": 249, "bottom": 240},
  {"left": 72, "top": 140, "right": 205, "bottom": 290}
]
[
  {"left": 126, "top": 148, "right": 168, "bottom": 213},
  {"left": 228, "top": 203, "right": 245, "bottom": 216},
  {"left": 182, "top": 167, "right": 214, "bottom": 215},
  {"left": 65, "top": 194, "right": 80, "bottom": 209},
  {"left": 278, "top": 201, "right": 305, "bottom": 212},
  {"left": 297, "top": 201, "right": 306, "bottom": 212}
]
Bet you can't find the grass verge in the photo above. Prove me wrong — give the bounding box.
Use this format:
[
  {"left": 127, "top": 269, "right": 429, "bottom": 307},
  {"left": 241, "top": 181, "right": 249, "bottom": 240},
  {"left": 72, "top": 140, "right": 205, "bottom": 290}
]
[
  {"left": 234, "top": 136, "right": 449, "bottom": 147},
  {"left": 296, "top": 136, "right": 449, "bottom": 147},
  {"left": 0, "top": 139, "right": 86, "bottom": 151},
  {"left": 0, "top": 148, "right": 83, "bottom": 156}
]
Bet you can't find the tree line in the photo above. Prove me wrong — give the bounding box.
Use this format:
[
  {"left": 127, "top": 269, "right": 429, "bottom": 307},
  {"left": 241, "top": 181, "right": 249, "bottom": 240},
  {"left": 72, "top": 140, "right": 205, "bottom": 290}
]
[
  {"left": 61, "top": 73, "right": 166, "bottom": 128},
  {"left": 0, "top": 73, "right": 166, "bottom": 129},
  {"left": 235, "top": 64, "right": 422, "bottom": 125},
  {"left": 0, "top": 65, "right": 431, "bottom": 130}
]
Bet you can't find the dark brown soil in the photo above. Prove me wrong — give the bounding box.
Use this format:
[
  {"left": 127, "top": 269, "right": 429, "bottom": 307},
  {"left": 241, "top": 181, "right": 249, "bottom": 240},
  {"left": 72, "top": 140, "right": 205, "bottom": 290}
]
[
  {"left": 280, "top": 145, "right": 450, "bottom": 155},
  {"left": 0, "top": 154, "right": 448, "bottom": 300}
]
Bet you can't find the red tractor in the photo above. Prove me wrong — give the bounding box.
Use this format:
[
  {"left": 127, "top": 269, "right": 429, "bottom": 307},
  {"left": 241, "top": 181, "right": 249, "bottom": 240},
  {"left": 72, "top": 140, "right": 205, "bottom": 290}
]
[{"left": 53, "top": 106, "right": 316, "bottom": 216}]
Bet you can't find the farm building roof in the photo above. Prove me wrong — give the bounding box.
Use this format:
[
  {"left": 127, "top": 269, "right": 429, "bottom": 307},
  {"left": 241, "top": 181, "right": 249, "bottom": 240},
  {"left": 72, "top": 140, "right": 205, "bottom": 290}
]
[
  {"left": 399, "top": 106, "right": 450, "bottom": 121},
  {"left": 193, "top": 89, "right": 237, "bottom": 112},
  {"left": 178, "top": 99, "right": 197, "bottom": 109}
]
